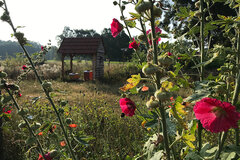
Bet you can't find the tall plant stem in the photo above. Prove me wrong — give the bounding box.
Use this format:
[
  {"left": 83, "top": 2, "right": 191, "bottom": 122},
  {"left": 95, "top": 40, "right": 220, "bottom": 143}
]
[
  {"left": 2, "top": 1, "right": 77, "bottom": 159},
  {"left": 139, "top": 17, "right": 150, "bottom": 49},
  {"left": 149, "top": 1, "right": 170, "bottom": 159},
  {"left": 197, "top": 0, "right": 205, "bottom": 152},
  {"left": 119, "top": 0, "right": 132, "bottom": 40},
  {"left": 231, "top": 6, "right": 240, "bottom": 147},
  {"left": 3, "top": 85, "right": 47, "bottom": 160},
  {"left": 215, "top": 131, "right": 228, "bottom": 160}
]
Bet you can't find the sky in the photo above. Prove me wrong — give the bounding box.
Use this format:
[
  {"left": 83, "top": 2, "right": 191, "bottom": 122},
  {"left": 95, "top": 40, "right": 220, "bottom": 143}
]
[{"left": 0, "top": 0, "right": 139, "bottom": 46}]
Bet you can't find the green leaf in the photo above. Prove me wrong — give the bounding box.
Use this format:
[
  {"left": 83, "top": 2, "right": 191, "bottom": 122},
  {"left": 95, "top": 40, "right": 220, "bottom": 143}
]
[
  {"left": 192, "top": 52, "right": 219, "bottom": 69},
  {"left": 176, "top": 7, "right": 190, "bottom": 19},
  {"left": 145, "top": 119, "right": 158, "bottom": 128},
  {"left": 129, "top": 12, "right": 141, "bottom": 19},
  {"left": 32, "top": 96, "right": 41, "bottom": 104},
  {"left": 125, "top": 21, "right": 136, "bottom": 28},
  {"left": 129, "top": 87, "right": 138, "bottom": 94},
  {"left": 185, "top": 89, "right": 210, "bottom": 103}
]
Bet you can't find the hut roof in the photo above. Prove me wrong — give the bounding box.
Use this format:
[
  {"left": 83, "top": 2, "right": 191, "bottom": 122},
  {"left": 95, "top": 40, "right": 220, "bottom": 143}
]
[{"left": 57, "top": 37, "right": 104, "bottom": 55}]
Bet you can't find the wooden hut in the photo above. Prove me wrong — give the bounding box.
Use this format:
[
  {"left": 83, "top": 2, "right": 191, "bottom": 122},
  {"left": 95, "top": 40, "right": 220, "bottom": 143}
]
[{"left": 57, "top": 37, "right": 105, "bottom": 80}]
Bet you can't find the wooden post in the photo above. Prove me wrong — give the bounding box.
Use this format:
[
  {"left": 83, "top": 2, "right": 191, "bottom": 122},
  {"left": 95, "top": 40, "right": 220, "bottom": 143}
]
[
  {"left": 61, "top": 54, "right": 65, "bottom": 80},
  {"left": 70, "top": 54, "right": 73, "bottom": 73},
  {"left": 92, "top": 53, "right": 96, "bottom": 80}
]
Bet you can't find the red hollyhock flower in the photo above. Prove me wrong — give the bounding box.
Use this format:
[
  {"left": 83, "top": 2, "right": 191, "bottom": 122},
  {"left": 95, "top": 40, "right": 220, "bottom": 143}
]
[
  {"left": 167, "top": 52, "right": 172, "bottom": 56},
  {"left": 2, "top": 106, "right": 12, "bottom": 114},
  {"left": 22, "top": 65, "right": 27, "bottom": 70},
  {"left": 111, "top": 18, "right": 123, "bottom": 38},
  {"left": 119, "top": 98, "right": 136, "bottom": 117},
  {"left": 41, "top": 46, "right": 44, "bottom": 51},
  {"left": 129, "top": 38, "right": 139, "bottom": 50},
  {"left": 38, "top": 153, "right": 52, "bottom": 160},
  {"left": 193, "top": 97, "right": 240, "bottom": 133}
]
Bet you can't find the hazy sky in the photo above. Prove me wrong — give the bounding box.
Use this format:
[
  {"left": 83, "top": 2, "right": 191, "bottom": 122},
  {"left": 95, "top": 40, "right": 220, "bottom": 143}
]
[{"left": 0, "top": 0, "right": 138, "bottom": 46}]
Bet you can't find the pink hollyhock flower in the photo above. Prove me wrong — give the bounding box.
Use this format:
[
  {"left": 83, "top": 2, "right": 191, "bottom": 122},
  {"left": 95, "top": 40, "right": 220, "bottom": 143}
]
[
  {"left": 167, "top": 52, "right": 172, "bottom": 56},
  {"left": 119, "top": 98, "right": 136, "bottom": 117},
  {"left": 147, "top": 27, "right": 162, "bottom": 45},
  {"left": 18, "top": 92, "right": 22, "bottom": 97},
  {"left": 111, "top": 18, "right": 123, "bottom": 38},
  {"left": 22, "top": 65, "right": 27, "bottom": 70},
  {"left": 38, "top": 153, "right": 52, "bottom": 160},
  {"left": 193, "top": 97, "right": 240, "bottom": 133},
  {"left": 129, "top": 38, "right": 139, "bottom": 50},
  {"left": 41, "top": 46, "right": 44, "bottom": 51}
]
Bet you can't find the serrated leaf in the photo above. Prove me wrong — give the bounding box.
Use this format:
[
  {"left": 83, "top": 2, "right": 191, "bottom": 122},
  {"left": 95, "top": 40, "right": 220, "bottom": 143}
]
[
  {"left": 176, "top": 7, "right": 189, "bottom": 19},
  {"left": 129, "top": 87, "right": 138, "bottom": 94},
  {"left": 125, "top": 20, "right": 136, "bottom": 28},
  {"left": 161, "top": 81, "right": 173, "bottom": 91}
]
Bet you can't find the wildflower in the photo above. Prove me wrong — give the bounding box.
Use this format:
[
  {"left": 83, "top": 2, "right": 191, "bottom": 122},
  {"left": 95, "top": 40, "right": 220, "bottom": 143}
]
[
  {"left": 60, "top": 141, "right": 66, "bottom": 147},
  {"left": 119, "top": 98, "right": 136, "bottom": 117},
  {"left": 18, "top": 92, "right": 22, "bottom": 97},
  {"left": 141, "top": 120, "right": 147, "bottom": 128},
  {"left": 193, "top": 97, "right": 240, "bottom": 133},
  {"left": 38, "top": 153, "right": 52, "bottom": 160},
  {"left": 69, "top": 124, "right": 77, "bottom": 128},
  {"left": 38, "top": 132, "right": 43, "bottom": 136},
  {"left": 129, "top": 38, "right": 139, "bottom": 50},
  {"left": 111, "top": 18, "right": 123, "bottom": 38},
  {"left": 22, "top": 65, "right": 27, "bottom": 70},
  {"left": 167, "top": 52, "right": 172, "bottom": 56},
  {"left": 48, "top": 125, "right": 57, "bottom": 133},
  {"left": 141, "top": 86, "right": 149, "bottom": 92}
]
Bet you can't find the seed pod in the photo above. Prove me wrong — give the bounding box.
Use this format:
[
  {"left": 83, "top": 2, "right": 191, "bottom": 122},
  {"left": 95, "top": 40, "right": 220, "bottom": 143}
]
[
  {"left": 146, "top": 96, "right": 159, "bottom": 108},
  {"left": 214, "top": 85, "right": 226, "bottom": 94},
  {"left": 0, "top": 71, "right": 7, "bottom": 78},
  {"left": 142, "top": 63, "right": 159, "bottom": 76},
  {"left": 31, "top": 122, "right": 41, "bottom": 131},
  {"left": 155, "top": 89, "right": 172, "bottom": 102},
  {"left": 195, "top": 1, "right": 200, "bottom": 8},
  {"left": 153, "top": 6, "right": 162, "bottom": 18},
  {"left": 18, "top": 121, "right": 27, "bottom": 129},
  {"left": 135, "top": 1, "right": 152, "bottom": 13},
  {"left": 137, "top": 34, "right": 145, "bottom": 41},
  {"left": 194, "top": 11, "right": 202, "bottom": 18},
  {"left": 65, "top": 118, "right": 72, "bottom": 124},
  {"left": 49, "top": 150, "right": 58, "bottom": 158},
  {"left": 158, "top": 56, "right": 173, "bottom": 67},
  {"left": 42, "top": 81, "right": 53, "bottom": 92},
  {"left": 18, "top": 108, "right": 29, "bottom": 117}
]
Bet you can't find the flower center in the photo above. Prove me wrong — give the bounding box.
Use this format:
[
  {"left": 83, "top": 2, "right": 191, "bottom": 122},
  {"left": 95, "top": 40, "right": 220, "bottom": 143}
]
[{"left": 212, "top": 106, "right": 226, "bottom": 118}]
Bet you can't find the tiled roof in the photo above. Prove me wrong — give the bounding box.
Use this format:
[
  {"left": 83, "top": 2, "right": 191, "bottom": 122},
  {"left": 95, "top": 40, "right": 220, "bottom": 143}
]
[{"left": 57, "top": 37, "right": 103, "bottom": 55}]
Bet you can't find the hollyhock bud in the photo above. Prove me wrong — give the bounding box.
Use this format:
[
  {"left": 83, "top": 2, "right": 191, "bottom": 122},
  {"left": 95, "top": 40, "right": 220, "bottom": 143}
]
[
  {"left": 111, "top": 18, "right": 123, "bottom": 38},
  {"left": 146, "top": 96, "right": 159, "bottom": 109},
  {"left": 129, "top": 38, "right": 139, "bottom": 50},
  {"left": 142, "top": 63, "right": 159, "bottom": 76},
  {"left": 0, "top": 71, "right": 7, "bottom": 78}
]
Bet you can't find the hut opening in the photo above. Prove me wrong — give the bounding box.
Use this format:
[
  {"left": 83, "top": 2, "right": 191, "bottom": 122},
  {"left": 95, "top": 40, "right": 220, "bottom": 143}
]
[{"left": 57, "top": 37, "right": 105, "bottom": 80}]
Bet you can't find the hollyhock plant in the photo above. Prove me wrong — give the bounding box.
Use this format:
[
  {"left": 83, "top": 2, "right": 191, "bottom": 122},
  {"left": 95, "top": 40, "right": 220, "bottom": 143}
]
[
  {"left": 111, "top": 18, "right": 123, "bottom": 38},
  {"left": 129, "top": 38, "right": 139, "bottom": 50},
  {"left": 193, "top": 97, "right": 240, "bottom": 133},
  {"left": 119, "top": 98, "right": 136, "bottom": 117}
]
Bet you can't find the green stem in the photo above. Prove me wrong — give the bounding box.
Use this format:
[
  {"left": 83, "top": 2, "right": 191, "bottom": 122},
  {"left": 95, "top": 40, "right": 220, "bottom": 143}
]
[
  {"left": 149, "top": 0, "right": 170, "bottom": 159},
  {"left": 119, "top": 0, "right": 132, "bottom": 40},
  {"left": 215, "top": 131, "right": 228, "bottom": 160},
  {"left": 139, "top": 17, "right": 150, "bottom": 49},
  {"left": 2, "top": 1, "right": 77, "bottom": 159},
  {"left": 3, "top": 84, "right": 47, "bottom": 160}
]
